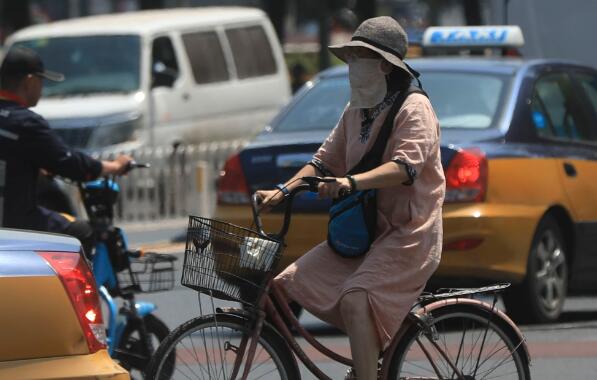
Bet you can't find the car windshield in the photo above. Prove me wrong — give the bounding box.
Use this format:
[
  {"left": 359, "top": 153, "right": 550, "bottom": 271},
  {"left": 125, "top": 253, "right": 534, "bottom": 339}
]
[
  {"left": 275, "top": 70, "right": 510, "bottom": 131},
  {"left": 16, "top": 35, "right": 141, "bottom": 97},
  {"left": 423, "top": 71, "right": 508, "bottom": 129},
  {"left": 275, "top": 75, "right": 351, "bottom": 132}
]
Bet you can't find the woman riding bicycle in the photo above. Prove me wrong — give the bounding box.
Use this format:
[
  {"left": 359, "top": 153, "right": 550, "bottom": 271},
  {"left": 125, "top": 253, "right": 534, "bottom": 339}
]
[{"left": 256, "top": 16, "right": 445, "bottom": 380}]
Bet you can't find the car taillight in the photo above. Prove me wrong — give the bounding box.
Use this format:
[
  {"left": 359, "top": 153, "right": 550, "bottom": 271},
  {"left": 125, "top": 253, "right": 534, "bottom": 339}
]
[
  {"left": 38, "top": 252, "right": 106, "bottom": 353},
  {"left": 218, "top": 153, "right": 250, "bottom": 204},
  {"left": 445, "top": 149, "right": 488, "bottom": 203}
]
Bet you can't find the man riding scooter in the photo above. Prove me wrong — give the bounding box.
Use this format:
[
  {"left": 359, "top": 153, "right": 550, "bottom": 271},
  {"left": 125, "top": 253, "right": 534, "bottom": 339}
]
[{"left": 0, "top": 46, "right": 132, "bottom": 255}]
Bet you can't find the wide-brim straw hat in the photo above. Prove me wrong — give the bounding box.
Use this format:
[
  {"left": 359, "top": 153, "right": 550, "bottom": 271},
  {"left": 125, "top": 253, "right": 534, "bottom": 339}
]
[{"left": 329, "top": 16, "right": 417, "bottom": 79}]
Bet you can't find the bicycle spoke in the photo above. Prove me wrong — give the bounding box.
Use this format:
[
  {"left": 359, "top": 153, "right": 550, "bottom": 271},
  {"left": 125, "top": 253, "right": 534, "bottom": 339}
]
[
  {"left": 392, "top": 308, "right": 527, "bottom": 380},
  {"left": 149, "top": 315, "right": 293, "bottom": 380}
]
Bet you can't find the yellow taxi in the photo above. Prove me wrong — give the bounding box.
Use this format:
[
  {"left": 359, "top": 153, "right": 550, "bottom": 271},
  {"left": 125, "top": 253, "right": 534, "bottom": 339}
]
[
  {"left": 215, "top": 26, "right": 597, "bottom": 323},
  {"left": 0, "top": 229, "right": 129, "bottom": 380}
]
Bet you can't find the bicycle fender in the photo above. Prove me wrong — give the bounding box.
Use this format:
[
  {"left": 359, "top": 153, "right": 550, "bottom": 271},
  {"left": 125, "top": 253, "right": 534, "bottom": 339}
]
[
  {"left": 420, "top": 298, "right": 530, "bottom": 363},
  {"left": 135, "top": 301, "right": 157, "bottom": 317}
]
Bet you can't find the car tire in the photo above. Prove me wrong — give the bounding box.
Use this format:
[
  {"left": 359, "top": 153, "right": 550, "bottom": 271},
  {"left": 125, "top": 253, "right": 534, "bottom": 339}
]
[{"left": 503, "top": 214, "right": 568, "bottom": 324}]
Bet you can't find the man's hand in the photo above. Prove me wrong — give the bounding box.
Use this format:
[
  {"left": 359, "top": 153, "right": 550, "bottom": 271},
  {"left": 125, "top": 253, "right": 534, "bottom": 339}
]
[
  {"left": 101, "top": 155, "right": 134, "bottom": 176},
  {"left": 254, "top": 189, "right": 285, "bottom": 212},
  {"left": 317, "top": 177, "right": 352, "bottom": 199}
]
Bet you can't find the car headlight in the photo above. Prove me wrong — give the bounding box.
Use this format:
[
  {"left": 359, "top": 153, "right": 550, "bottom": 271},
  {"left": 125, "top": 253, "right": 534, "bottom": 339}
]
[{"left": 88, "top": 112, "right": 142, "bottom": 148}]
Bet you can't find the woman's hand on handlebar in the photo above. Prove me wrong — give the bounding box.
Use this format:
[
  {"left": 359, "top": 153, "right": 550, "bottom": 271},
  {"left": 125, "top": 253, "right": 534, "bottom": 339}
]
[
  {"left": 254, "top": 189, "right": 285, "bottom": 212},
  {"left": 101, "top": 155, "right": 134, "bottom": 176},
  {"left": 317, "top": 177, "right": 352, "bottom": 199}
]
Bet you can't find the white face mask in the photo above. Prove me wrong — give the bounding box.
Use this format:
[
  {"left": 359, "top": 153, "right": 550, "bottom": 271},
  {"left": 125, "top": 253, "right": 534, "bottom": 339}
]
[{"left": 347, "top": 58, "right": 387, "bottom": 110}]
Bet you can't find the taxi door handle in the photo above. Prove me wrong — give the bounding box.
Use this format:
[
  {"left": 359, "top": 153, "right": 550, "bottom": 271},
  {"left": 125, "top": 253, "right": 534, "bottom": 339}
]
[{"left": 563, "top": 162, "right": 577, "bottom": 177}]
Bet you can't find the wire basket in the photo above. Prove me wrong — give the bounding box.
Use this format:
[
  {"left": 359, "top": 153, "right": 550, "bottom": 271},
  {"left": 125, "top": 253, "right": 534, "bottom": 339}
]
[
  {"left": 181, "top": 215, "right": 282, "bottom": 306},
  {"left": 118, "top": 252, "right": 177, "bottom": 293}
]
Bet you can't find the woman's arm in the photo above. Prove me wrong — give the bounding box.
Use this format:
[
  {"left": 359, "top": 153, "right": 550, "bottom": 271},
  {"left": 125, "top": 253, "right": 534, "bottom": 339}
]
[
  {"left": 350, "top": 161, "right": 410, "bottom": 190},
  {"left": 317, "top": 161, "right": 409, "bottom": 198}
]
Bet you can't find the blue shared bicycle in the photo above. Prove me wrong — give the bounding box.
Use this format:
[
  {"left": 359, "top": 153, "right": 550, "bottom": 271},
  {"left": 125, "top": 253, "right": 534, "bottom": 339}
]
[{"left": 78, "top": 163, "right": 176, "bottom": 379}]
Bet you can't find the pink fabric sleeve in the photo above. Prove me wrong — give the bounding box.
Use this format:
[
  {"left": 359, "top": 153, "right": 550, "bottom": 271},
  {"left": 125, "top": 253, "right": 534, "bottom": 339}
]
[
  {"left": 390, "top": 95, "right": 439, "bottom": 183},
  {"left": 312, "top": 113, "right": 347, "bottom": 177}
]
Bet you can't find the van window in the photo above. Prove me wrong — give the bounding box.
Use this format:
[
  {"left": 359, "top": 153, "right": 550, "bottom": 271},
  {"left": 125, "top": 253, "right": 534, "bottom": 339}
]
[
  {"left": 225, "top": 25, "right": 276, "bottom": 79},
  {"left": 151, "top": 36, "right": 179, "bottom": 87},
  {"left": 16, "top": 35, "right": 141, "bottom": 97},
  {"left": 182, "top": 31, "right": 229, "bottom": 84}
]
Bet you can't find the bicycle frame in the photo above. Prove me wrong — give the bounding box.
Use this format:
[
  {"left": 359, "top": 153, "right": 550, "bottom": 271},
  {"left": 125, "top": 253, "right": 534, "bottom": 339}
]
[
  {"left": 93, "top": 232, "right": 157, "bottom": 355},
  {"left": 227, "top": 278, "right": 530, "bottom": 380}
]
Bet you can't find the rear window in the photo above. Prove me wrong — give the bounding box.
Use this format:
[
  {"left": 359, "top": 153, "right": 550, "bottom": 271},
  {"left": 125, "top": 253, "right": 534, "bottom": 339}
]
[{"left": 274, "top": 70, "right": 510, "bottom": 132}]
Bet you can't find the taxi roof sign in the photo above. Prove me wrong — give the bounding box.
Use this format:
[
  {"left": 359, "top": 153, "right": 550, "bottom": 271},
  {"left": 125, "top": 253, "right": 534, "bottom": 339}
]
[{"left": 422, "top": 26, "right": 524, "bottom": 48}]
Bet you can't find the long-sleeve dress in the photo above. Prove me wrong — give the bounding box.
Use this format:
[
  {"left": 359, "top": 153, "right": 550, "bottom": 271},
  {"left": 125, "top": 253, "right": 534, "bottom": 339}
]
[{"left": 274, "top": 93, "right": 446, "bottom": 346}]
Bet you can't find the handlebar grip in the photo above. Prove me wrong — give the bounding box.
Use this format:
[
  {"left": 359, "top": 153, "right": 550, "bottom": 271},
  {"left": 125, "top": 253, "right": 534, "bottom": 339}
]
[
  {"left": 123, "top": 161, "right": 151, "bottom": 174},
  {"left": 128, "top": 161, "right": 151, "bottom": 169},
  {"left": 301, "top": 176, "right": 336, "bottom": 192},
  {"left": 301, "top": 176, "right": 336, "bottom": 183}
]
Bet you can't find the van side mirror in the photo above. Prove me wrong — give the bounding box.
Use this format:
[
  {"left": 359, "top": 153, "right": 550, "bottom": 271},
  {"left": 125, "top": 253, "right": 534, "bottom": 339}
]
[{"left": 152, "top": 61, "right": 177, "bottom": 88}]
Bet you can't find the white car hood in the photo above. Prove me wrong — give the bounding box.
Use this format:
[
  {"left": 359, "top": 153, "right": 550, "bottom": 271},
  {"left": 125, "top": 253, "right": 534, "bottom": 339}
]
[{"left": 32, "top": 92, "right": 143, "bottom": 120}]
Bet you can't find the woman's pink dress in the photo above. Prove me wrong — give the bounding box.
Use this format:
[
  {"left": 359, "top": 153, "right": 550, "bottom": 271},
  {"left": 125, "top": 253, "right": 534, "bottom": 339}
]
[{"left": 275, "top": 93, "right": 445, "bottom": 346}]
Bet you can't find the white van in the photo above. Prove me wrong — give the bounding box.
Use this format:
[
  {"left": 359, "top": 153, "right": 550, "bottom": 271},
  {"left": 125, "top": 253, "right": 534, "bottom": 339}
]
[{"left": 5, "top": 7, "right": 291, "bottom": 150}]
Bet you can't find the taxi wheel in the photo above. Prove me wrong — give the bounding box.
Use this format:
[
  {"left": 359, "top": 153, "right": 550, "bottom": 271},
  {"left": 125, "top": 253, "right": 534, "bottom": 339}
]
[{"left": 503, "top": 215, "right": 568, "bottom": 324}]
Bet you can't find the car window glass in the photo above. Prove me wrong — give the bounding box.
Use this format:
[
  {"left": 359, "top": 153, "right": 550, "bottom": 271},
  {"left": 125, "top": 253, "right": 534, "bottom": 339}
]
[
  {"left": 16, "top": 35, "right": 141, "bottom": 96},
  {"left": 532, "top": 73, "right": 587, "bottom": 141},
  {"left": 575, "top": 72, "right": 597, "bottom": 116},
  {"left": 422, "top": 72, "right": 507, "bottom": 129},
  {"left": 225, "top": 25, "right": 276, "bottom": 79},
  {"left": 151, "top": 36, "right": 179, "bottom": 87},
  {"left": 275, "top": 76, "right": 350, "bottom": 132},
  {"left": 152, "top": 37, "right": 179, "bottom": 74},
  {"left": 182, "top": 31, "right": 229, "bottom": 84}
]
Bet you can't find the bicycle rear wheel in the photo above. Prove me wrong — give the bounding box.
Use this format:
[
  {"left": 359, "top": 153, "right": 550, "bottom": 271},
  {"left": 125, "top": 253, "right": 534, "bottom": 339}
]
[
  {"left": 388, "top": 304, "right": 530, "bottom": 380},
  {"left": 145, "top": 313, "right": 300, "bottom": 380}
]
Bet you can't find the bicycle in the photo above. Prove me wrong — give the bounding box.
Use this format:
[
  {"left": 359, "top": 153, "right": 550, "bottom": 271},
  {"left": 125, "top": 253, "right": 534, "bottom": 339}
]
[
  {"left": 47, "top": 162, "right": 178, "bottom": 379},
  {"left": 146, "top": 176, "right": 531, "bottom": 379}
]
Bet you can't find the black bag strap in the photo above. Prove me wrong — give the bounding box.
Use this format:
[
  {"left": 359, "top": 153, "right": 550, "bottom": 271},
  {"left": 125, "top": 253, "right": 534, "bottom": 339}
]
[{"left": 348, "top": 85, "right": 428, "bottom": 175}]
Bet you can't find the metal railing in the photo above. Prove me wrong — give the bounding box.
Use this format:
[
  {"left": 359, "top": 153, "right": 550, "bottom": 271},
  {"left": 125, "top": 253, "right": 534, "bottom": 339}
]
[{"left": 88, "top": 140, "right": 247, "bottom": 222}]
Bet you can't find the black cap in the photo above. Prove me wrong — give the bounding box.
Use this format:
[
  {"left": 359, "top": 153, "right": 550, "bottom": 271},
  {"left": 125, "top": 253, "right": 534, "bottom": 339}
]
[{"left": 0, "top": 46, "right": 64, "bottom": 82}]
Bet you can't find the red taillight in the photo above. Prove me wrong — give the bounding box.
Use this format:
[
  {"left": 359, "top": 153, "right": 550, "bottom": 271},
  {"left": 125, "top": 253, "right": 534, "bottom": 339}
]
[
  {"left": 218, "top": 154, "right": 250, "bottom": 204},
  {"left": 445, "top": 149, "right": 488, "bottom": 203},
  {"left": 38, "top": 252, "right": 106, "bottom": 353}
]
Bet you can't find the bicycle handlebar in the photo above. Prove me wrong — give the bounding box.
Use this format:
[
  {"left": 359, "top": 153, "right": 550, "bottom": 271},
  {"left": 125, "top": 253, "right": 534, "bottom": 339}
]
[
  {"left": 251, "top": 176, "right": 335, "bottom": 240},
  {"left": 124, "top": 161, "right": 150, "bottom": 173}
]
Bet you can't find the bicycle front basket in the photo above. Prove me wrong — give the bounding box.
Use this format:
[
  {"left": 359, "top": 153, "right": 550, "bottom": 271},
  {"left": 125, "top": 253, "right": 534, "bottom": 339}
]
[
  {"left": 118, "top": 253, "right": 177, "bottom": 293},
  {"left": 181, "top": 215, "right": 282, "bottom": 306}
]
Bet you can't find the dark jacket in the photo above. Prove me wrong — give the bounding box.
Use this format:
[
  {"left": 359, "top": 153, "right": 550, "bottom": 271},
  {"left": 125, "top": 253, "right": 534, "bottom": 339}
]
[{"left": 0, "top": 98, "right": 102, "bottom": 231}]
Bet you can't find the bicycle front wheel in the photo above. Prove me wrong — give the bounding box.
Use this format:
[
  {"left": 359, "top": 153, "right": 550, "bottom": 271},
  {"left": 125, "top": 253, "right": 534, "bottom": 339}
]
[
  {"left": 145, "top": 313, "right": 299, "bottom": 380},
  {"left": 388, "top": 304, "right": 531, "bottom": 380}
]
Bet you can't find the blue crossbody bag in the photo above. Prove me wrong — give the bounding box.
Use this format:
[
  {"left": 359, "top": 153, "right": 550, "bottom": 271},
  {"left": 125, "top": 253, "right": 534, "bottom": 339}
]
[{"left": 327, "top": 86, "right": 426, "bottom": 258}]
